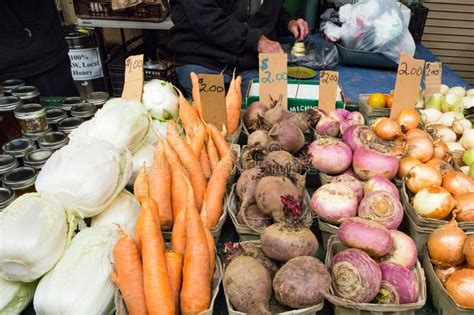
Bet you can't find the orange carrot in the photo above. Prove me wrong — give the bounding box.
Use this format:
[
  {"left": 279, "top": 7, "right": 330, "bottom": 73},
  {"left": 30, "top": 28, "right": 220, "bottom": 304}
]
[
  {"left": 134, "top": 209, "right": 144, "bottom": 250},
  {"left": 190, "top": 72, "right": 202, "bottom": 117},
  {"left": 207, "top": 124, "right": 231, "bottom": 159},
  {"left": 171, "top": 209, "right": 186, "bottom": 256},
  {"left": 226, "top": 72, "right": 242, "bottom": 135},
  {"left": 181, "top": 180, "right": 211, "bottom": 315},
  {"left": 134, "top": 164, "right": 148, "bottom": 202},
  {"left": 206, "top": 136, "right": 219, "bottom": 174},
  {"left": 149, "top": 141, "right": 173, "bottom": 231},
  {"left": 200, "top": 203, "right": 215, "bottom": 281},
  {"left": 178, "top": 89, "right": 200, "bottom": 138},
  {"left": 200, "top": 147, "right": 212, "bottom": 179},
  {"left": 112, "top": 232, "right": 148, "bottom": 315},
  {"left": 164, "top": 142, "right": 188, "bottom": 222},
  {"left": 141, "top": 195, "right": 175, "bottom": 315},
  {"left": 165, "top": 251, "right": 183, "bottom": 315},
  {"left": 167, "top": 121, "right": 206, "bottom": 210},
  {"left": 191, "top": 123, "right": 207, "bottom": 157}
]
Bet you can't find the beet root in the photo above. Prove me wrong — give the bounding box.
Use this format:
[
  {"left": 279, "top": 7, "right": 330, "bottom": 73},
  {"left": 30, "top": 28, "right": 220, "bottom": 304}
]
[
  {"left": 268, "top": 121, "right": 305, "bottom": 154},
  {"left": 230, "top": 242, "right": 280, "bottom": 278},
  {"left": 243, "top": 101, "right": 268, "bottom": 132},
  {"left": 224, "top": 256, "right": 272, "bottom": 314},
  {"left": 236, "top": 168, "right": 262, "bottom": 204},
  {"left": 262, "top": 150, "right": 302, "bottom": 175},
  {"left": 255, "top": 176, "right": 299, "bottom": 220},
  {"left": 248, "top": 130, "right": 271, "bottom": 149},
  {"left": 263, "top": 103, "right": 290, "bottom": 130},
  {"left": 237, "top": 204, "right": 272, "bottom": 229},
  {"left": 241, "top": 146, "right": 267, "bottom": 170}
]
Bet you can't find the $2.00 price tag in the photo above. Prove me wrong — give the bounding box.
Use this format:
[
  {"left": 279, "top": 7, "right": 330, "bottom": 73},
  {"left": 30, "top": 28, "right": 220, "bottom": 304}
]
[
  {"left": 259, "top": 53, "right": 288, "bottom": 109},
  {"left": 198, "top": 74, "right": 227, "bottom": 129},
  {"left": 424, "top": 62, "right": 442, "bottom": 102},
  {"left": 121, "top": 54, "right": 144, "bottom": 102},
  {"left": 318, "top": 70, "right": 339, "bottom": 113}
]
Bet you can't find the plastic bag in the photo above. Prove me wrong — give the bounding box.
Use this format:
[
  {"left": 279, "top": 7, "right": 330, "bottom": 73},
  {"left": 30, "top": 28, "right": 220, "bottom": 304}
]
[
  {"left": 285, "top": 35, "right": 339, "bottom": 70},
  {"left": 321, "top": 0, "right": 415, "bottom": 63}
]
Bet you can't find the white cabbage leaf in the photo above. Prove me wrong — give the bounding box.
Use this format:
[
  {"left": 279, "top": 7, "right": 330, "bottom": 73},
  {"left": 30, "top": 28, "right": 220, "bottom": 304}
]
[
  {"left": 142, "top": 79, "right": 179, "bottom": 120},
  {"left": 0, "top": 277, "right": 37, "bottom": 314}
]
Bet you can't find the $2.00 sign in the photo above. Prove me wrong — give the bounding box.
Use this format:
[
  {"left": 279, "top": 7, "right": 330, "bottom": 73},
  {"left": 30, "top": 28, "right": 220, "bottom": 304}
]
[
  {"left": 198, "top": 74, "right": 227, "bottom": 129},
  {"left": 424, "top": 62, "right": 442, "bottom": 102},
  {"left": 259, "top": 53, "right": 288, "bottom": 109},
  {"left": 318, "top": 70, "right": 339, "bottom": 113}
]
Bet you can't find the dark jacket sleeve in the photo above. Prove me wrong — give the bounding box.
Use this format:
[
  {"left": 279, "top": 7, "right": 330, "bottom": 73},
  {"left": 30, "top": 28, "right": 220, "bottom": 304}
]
[
  {"left": 180, "top": 0, "right": 263, "bottom": 53},
  {"left": 276, "top": 5, "right": 292, "bottom": 36}
]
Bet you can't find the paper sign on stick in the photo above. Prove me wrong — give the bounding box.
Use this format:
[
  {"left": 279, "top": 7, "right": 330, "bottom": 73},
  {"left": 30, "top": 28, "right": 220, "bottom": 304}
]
[
  {"left": 198, "top": 74, "right": 227, "bottom": 129},
  {"left": 121, "top": 54, "right": 144, "bottom": 102},
  {"left": 259, "top": 53, "right": 288, "bottom": 109},
  {"left": 424, "top": 62, "right": 442, "bottom": 102},
  {"left": 319, "top": 70, "right": 339, "bottom": 113},
  {"left": 390, "top": 53, "right": 425, "bottom": 119}
]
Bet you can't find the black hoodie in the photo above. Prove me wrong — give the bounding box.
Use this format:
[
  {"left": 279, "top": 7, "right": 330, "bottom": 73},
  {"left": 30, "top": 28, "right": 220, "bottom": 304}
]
[{"left": 168, "top": 0, "right": 292, "bottom": 71}]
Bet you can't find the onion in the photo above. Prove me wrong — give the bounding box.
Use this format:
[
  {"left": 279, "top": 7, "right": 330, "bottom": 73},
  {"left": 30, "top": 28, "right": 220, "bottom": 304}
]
[
  {"left": 453, "top": 119, "right": 472, "bottom": 136},
  {"left": 379, "top": 230, "right": 417, "bottom": 270},
  {"left": 331, "top": 174, "right": 364, "bottom": 202},
  {"left": 243, "top": 101, "right": 268, "bottom": 131},
  {"left": 397, "top": 108, "right": 420, "bottom": 132},
  {"left": 406, "top": 164, "right": 442, "bottom": 193},
  {"left": 433, "top": 141, "right": 450, "bottom": 161},
  {"left": 406, "top": 136, "right": 434, "bottom": 163},
  {"left": 435, "top": 266, "right": 464, "bottom": 285},
  {"left": 433, "top": 126, "right": 457, "bottom": 143},
  {"left": 455, "top": 193, "right": 474, "bottom": 222},
  {"left": 316, "top": 115, "right": 340, "bottom": 137},
  {"left": 460, "top": 129, "right": 474, "bottom": 150},
  {"left": 357, "top": 191, "right": 403, "bottom": 230},
  {"left": 438, "top": 112, "right": 458, "bottom": 127},
  {"left": 445, "top": 269, "right": 474, "bottom": 308},
  {"left": 364, "top": 176, "right": 400, "bottom": 200},
  {"left": 464, "top": 235, "right": 474, "bottom": 268},
  {"left": 329, "top": 109, "right": 349, "bottom": 123},
  {"left": 338, "top": 217, "right": 392, "bottom": 257},
  {"left": 461, "top": 166, "right": 470, "bottom": 175},
  {"left": 420, "top": 108, "right": 442, "bottom": 125},
  {"left": 428, "top": 219, "right": 466, "bottom": 268},
  {"left": 330, "top": 248, "right": 381, "bottom": 303},
  {"left": 397, "top": 156, "right": 422, "bottom": 179},
  {"left": 353, "top": 145, "right": 399, "bottom": 180},
  {"left": 413, "top": 186, "right": 455, "bottom": 220},
  {"left": 311, "top": 183, "right": 358, "bottom": 225},
  {"left": 446, "top": 141, "right": 466, "bottom": 154},
  {"left": 425, "top": 158, "right": 454, "bottom": 176},
  {"left": 405, "top": 128, "right": 427, "bottom": 141},
  {"left": 463, "top": 148, "right": 474, "bottom": 166},
  {"left": 346, "top": 111, "right": 365, "bottom": 125},
  {"left": 379, "top": 263, "right": 418, "bottom": 304},
  {"left": 372, "top": 118, "right": 400, "bottom": 141},
  {"left": 342, "top": 125, "right": 376, "bottom": 152},
  {"left": 308, "top": 138, "right": 352, "bottom": 175},
  {"left": 443, "top": 171, "right": 474, "bottom": 196}
]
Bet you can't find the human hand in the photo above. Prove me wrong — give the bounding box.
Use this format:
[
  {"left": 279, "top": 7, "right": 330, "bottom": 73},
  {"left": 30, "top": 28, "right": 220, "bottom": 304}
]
[
  {"left": 288, "top": 19, "right": 309, "bottom": 41},
  {"left": 257, "top": 35, "right": 284, "bottom": 53}
]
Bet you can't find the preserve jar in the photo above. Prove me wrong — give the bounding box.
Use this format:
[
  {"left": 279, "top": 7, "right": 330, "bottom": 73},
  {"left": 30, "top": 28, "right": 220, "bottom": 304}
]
[
  {"left": 23, "top": 149, "right": 53, "bottom": 170},
  {"left": 0, "top": 96, "right": 23, "bottom": 148},
  {"left": 0, "top": 187, "right": 15, "bottom": 211},
  {"left": 11, "top": 86, "right": 40, "bottom": 104},
  {"left": 38, "top": 131, "right": 69, "bottom": 151},
  {"left": 61, "top": 96, "right": 84, "bottom": 112},
  {"left": 86, "top": 91, "right": 109, "bottom": 109},
  {"left": 1, "top": 79, "right": 25, "bottom": 96},
  {"left": 2, "top": 138, "right": 36, "bottom": 160},
  {"left": 0, "top": 154, "right": 19, "bottom": 178},
  {"left": 2, "top": 166, "right": 37, "bottom": 196},
  {"left": 57, "top": 117, "right": 84, "bottom": 134},
  {"left": 71, "top": 103, "right": 97, "bottom": 120},
  {"left": 22, "top": 126, "right": 52, "bottom": 143},
  {"left": 14, "top": 103, "right": 48, "bottom": 133},
  {"left": 46, "top": 108, "right": 67, "bottom": 130}
]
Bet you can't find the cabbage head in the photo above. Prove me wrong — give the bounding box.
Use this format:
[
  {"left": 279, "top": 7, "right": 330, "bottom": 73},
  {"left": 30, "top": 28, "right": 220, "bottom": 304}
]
[
  {"left": 142, "top": 79, "right": 179, "bottom": 120},
  {"left": 0, "top": 277, "right": 37, "bottom": 314}
]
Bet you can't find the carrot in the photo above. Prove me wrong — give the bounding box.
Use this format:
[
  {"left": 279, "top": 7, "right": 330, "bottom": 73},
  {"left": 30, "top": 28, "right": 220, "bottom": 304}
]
[
  {"left": 149, "top": 140, "right": 173, "bottom": 231},
  {"left": 141, "top": 195, "right": 175, "bottom": 315},
  {"left": 164, "top": 142, "right": 188, "bottom": 222},
  {"left": 171, "top": 209, "right": 186, "bottom": 256},
  {"left": 200, "top": 147, "right": 212, "bottom": 179},
  {"left": 200, "top": 203, "right": 215, "bottom": 281},
  {"left": 225, "top": 72, "right": 242, "bottom": 135},
  {"left": 167, "top": 121, "right": 206, "bottom": 210},
  {"left": 181, "top": 180, "right": 211, "bottom": 315},
  {"left": 165, "top": 251, "right": 183, "bottom": 315},
  {"left": 191, "top": 123, "right": 207, "bottom": 157},
  {"left": 112, "top": 231, "right": 148, "bottom": 315},
  {"left": 207, "top": 124, "right": 231, "bottom": 159},
  {"left": 178, "top": 89, "right": 200, "bottom": 138},
  {"left": 206, "top": 136, "right": 219, "bottom": 174},
  {"left": 190, "top": 72, "right": 202, "bottom": 117},
  {"left": 134, "top": 208, "right": 144, "bottom": 250},
  {"left": 134, "top": 164, "right": 148, "bottom": 202}
]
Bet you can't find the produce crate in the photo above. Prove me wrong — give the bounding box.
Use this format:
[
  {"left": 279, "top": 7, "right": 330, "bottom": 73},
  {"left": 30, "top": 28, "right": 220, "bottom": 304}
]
[
  {"left": 325, "top": 236, "right": 427, "bottom": 315},
  {"left": 74, "top": 0, "right": 169, "bottom": 22},
  {"left": 400, "top": 207, "right": 435, "bottom": 255},
  {"left": 223, "top": 241, "right": 325, "bottom": 314},
  {"left": 317, "top": 217, "right": 338, "bottom": 251},
  {"left": 359, "top": 94, "right": 391, "bottom": 124}
]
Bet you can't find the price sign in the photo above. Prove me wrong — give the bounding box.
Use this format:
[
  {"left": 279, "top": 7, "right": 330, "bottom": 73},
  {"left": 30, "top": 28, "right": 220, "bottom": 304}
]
[
  {"left": 198, "top": 74, "right": 227, "bottom": 129},
  {"left": 424, "top": 62, "right": 442, "bottom": 102},
  {"left": 121, "top": 54, "right": 144, "bottom": 102},
  {"left": 390, "top": 53, "right": 425, "bottom": 119},
  {"left": 259, "top": 53, "right": 288, "bottom": 109},
  {"left": 318, "top": 70, "right": 339, "bottom": 113}
]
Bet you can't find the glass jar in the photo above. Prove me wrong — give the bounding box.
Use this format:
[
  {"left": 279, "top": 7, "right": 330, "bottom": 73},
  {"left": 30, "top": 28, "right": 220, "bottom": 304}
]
[
  {"left": 71, "top": 103, "right": 97, "bottom": 120},
  {"left": 22, "top": 126, "right": 52, "bottom": 143},
  {"left": 14, "top": 103, "right": 48, "bottom": 133},
  {"left": 61, "top": 96, "right": 84, "bottom": 112},
  {"left": 0, "top": 96, "right": 23, "bottom": 148},
  {"left": 23, "top": 149, "right": 53, "bottom": 170},
  {"left": 0, "top": 187, "right": 15, "bottom": 211},
  {"left": 86, "top": 91, "right": 109, "bottom": 110},
  {"left": 11, "top": 86, "right": 40, "bottom": 104},
  {"left": 38, "top": 131, "right": 69, "bottom": 150},
  {"left": 2, "top": 138, "right": 36, "bottom": 160},
  {"left": 1, "top": 79, "right": 25, "bottom": 96},
  {"left": 0, "top": 154, "right": 19, "bottom": 178},
  {"left": 57, "top": 117, "right": 84, "bottom": 134},
  {"left": 2, "top": 166, "right": 37, "bottom": 196},
  {"left": 46, "top": 108, "right": 67, "bottom": 130}
]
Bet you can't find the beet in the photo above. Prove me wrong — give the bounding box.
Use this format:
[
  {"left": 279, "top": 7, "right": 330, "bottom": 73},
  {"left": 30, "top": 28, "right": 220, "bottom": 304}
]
[
  {"left": 255, "top": 176, "right": 299, "bottom": 220},
  {"left": 263, "top": 103, "right": 290, "bottom": 130},
  {"left": 268, "top": 121, "right": 305, "bottom": 154},
  {"left": 287, "top": 109, "right": 320, "bottom": 133},
  {"left": 243, "top": 101, "right": 268, "bottom": 132},
  {"left": 261, "top": 150, "right": 302, "bottom": 175},
  {"left": 240, "top": 146, "right": 267, "bottom": 170},
  {"left": 237, "top": 204, "right": 272, "bottom": 229},
  {"left": 229, "top": 242, "right": 280, "bottom": 278},
  {"left": 236, "top": 168, "right": 262, "bottom": 205},
  {"left": 248, "top": 130, "right": 271, "bottom": 149}
]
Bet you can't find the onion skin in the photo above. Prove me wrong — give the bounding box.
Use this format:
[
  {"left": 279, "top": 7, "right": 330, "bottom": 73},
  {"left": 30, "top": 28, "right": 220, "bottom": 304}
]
[
  {"left": 308, "top": 138, "right": 352, "bottom": 175},
  {"left": 353, "top": 146, "right": 399, "bottom": 180},
  {"left": 406, "top": 164, "right": 442, "bottom": 193},
  {"left": 397, "top": 108, "right": 420, "bottom": 132},
  {"left": 330, "top": 248, "right": 381, "bottom": 303},
  {"left": 405, "top": 128, "right": 428, "bottom": 141},
  {"left": 425, "top": 158, "right": 454, "bottom": 177},
  {"left": 413, "top": 186, "right": 455, "bottom": 220},
  {"left": 372, "top": 117, "right": 400, "bottom": 141},
  {"left": 331, "top": 174, "right": 364, "bottom": 202},
  {"left": 445, "top": 269, "right": 474, "bottom": 308},
  {"left": 428, "top": 219, "right": 466, "bottom": 268},
  {"left": 463, "top": 235, "right": 474, "bottom": 268},
  {"left": 364, "top": 176, "right": 400, "bottom": 200},
  {"left": 456, "top": 193, "right": 474, "bottom": 222},
  {"left": 443, "top": 171, "right": 474, "bottom": 196},
  {"left": 338, "top": 217, "right": 392, "bottom": 257},
  {"left": 379, "top": 263, "right": 419, "bottom": 304},
  {"left": 357, "top": 191, "right": 403, "bottom": 230},
  {"left": 379, "top": 230, "right": 417, "bottom": 270},
  {"left": 311, "top": 183, "right": 358, "bottom": 225},
  {"left": 342, "top": 125, "right": 375, "bottom": 152},
  {"left": 406, "top": 136, "right": 434, "bottom": 163},
  {"left": 433, "top": 141, "right": 450, "bottom": 161},
  {"left": 398, "top": 157, "right": 422, "bottom": 179},
  {"left": 435, "top": 266, "right": 464, "bottom": 285}
]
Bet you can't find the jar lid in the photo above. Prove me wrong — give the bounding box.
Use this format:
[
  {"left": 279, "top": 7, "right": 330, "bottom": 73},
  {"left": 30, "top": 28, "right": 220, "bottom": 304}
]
[
  {"left": 11, "top": 86, "right": 40, "bottom": 99},
  {"left": 46, "top": 108, "right": 68, "bottom": 124},
  {"left": 0, "top": 96, "right": 22, "bottom": 111},
  {"left": 2, "top": 138, "right": 36, "bottom": 157},
  {"left": 70, "top": 102, "right": 97, "bottom": 118},
  {"left": 57, "top": 117, "right": 84, "bottom": 134},
  {"left": 0, "top": 187, "right": 15, "bottom": 210},
  {"left": 22, "top": 126, "right": 52, "bottom": 141},
  {"left": 14, "top": 103, "right": 45, "bottom": 118},
  {"left": 23, "top": 149, "right": 53, "bottom": 169},
  {"left": 3, "top": 166, "right": 38, "bottom": 190},
  {"left": 87, "top": 91, "right": 109, "bottom": 105},
  {"left": 1, "top": 79, "right": 25, "bottom": 93},
  {"left": 0, "top": 154, "right": 19, "bottom": 174},
  {"left": 61, "top": 96, "right": 84, "bottom": 111},
  {"left": 38, "top": 131, "right": 69, "bottom": 149}
]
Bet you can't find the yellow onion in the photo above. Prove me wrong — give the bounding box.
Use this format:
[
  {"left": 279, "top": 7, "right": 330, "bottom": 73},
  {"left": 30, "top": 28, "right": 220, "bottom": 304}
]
[
  {"left": 428, "top": 219, "right": 466, "bottom": 268},
  {"left": 397, "top": 108, "right": 420, "bottom": 132},
  {"left": 406, "top": 164, "right": 442, "bottom": 193},
  {"left": 372, "top": 118, "right": 400, "bottom": 141},
  {"left": 425, "top": 158, "right": 454, "bottom": 177},
  {"left": 406, "top": 136, "right": 434, "bottom": 163},
  {"left": 435, "top": 265, "right": 464, "bottom": 285},
  {"left": 413, "top": 186, "right": 455, "bottom": 220},
  {"left": 405, "top": 128, "right": 428, "bottom": 141},
  {"left": 433, "top": 141, "right": 450, "bottom": 161},
  {"left": 445, "top": 269, "right": 474, "bottom": 308},
  {"left": 456, "top": 193, "right": 474, "bottom": 222},
  {"left": 463, "top": 235, "right": 474, "bottom": 268},
  {"left": 443, "top": 171, "right": 474, "bottom": 197},
  {"left": 397, "top": 156, "right": 422, "bottom": 179}
]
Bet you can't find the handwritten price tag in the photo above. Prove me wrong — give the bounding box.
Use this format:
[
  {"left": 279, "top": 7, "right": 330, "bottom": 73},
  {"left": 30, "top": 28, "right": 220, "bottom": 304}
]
[
  {"left": 198, "top": 74, "right": 227, "bottom": 129},
  {"left": 121, "top": 54, "right": 144, "bottom": 102},
  {"left": 319, "top": 70, "right": 339, "bottom": 113},
  {"left": 424, "top": 62, "right": 442, "bottom": 102},
  {"left": 259, "top": 53, "right": 288, "bottom": 109},
  {"left": 390, "top": 53, "right": 425, "bottom": 119}
]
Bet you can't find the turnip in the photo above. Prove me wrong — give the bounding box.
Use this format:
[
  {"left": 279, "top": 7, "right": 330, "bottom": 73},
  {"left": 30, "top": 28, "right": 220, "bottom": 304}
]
[
  {"left": 255, "top": 176, "right": 299, "bottom": 220},
  {"left": 243, "top": 101, "right": 268, "bottom": 132},
  {"left": 237, "top": 204, "right": 272, "bottom": 229},
  {"left": 268, "top": 121, "right": 305, "bottom": 154},
  {"left": 225, "top": 242, "right": 279, "bottom": 278},
  {"left": 248, "top": 130, "right": 271, "bottom": 149}
]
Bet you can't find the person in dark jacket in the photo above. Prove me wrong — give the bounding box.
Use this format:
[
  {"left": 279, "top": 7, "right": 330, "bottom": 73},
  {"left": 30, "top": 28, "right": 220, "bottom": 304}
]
[
  {"left": 168, "top": 0, "right": 309, "bottom": 96},
  {"left": 0, "top": 0, "right": 78, "bottom": 96}
]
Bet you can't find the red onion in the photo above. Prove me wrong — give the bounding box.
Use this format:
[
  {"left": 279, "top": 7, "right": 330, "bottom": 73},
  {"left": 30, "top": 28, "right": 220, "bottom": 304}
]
[
  {"left": 243, "top": 101, "right": 268, "bottom": 131},
  {"left": 316, "top": 116, "right": 340, "bottom": 137},
  {"left": 364, "top": 176, "right": 400, "bottom": 200},
  {"left": 346, "top": 111, "right": 365, "bottom": 125},
  {"left": 357, "top": 191, "right": 403, "bottom": 230},
  {"left": 331, "top": 174, "right": 364, "bottom": 202},
  {"left": 330, "top": 248, "right": 382, "bottom": 303},
  {"left": 379, "top": 230, "right": 417, "bottom": 270},
  {"left": 311, "top": 183, "right": 357, "bottom": 225},
  {"left": 353, "top": 145, "right": 399, "bottom": 180},
  {"left": 342, "top": 125, "right": 376, "bottom": 152},
  {"left": 379, "top": 263, "right": 419, "bottom": 304},
  {"left": 308, "top": 138, "right": 352, "bottom": 175},
  {"left": 338, "top": 217, "right": 392, "bottom": 257},
  {"left": 329, "top": 109, "right": 349, "bottom": 123}
]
